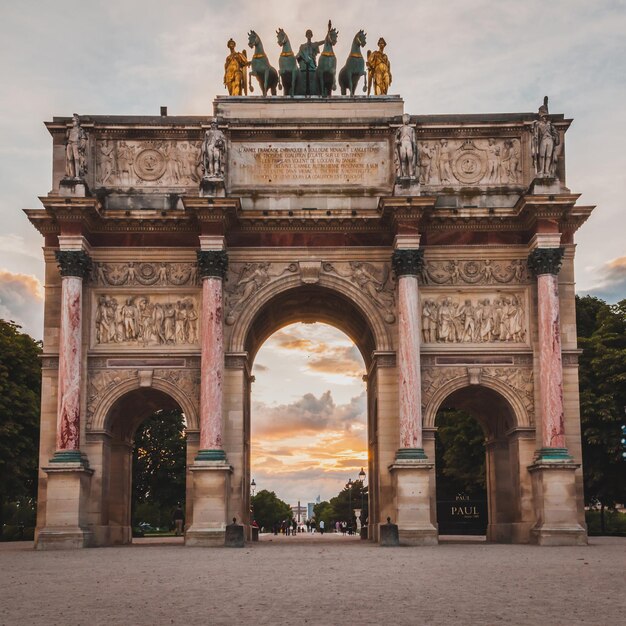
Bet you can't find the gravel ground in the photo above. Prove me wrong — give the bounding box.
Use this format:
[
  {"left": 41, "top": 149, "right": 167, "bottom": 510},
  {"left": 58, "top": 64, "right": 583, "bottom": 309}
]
[{"left": 1, "top": 535, "right": 624, "bottom": 626}]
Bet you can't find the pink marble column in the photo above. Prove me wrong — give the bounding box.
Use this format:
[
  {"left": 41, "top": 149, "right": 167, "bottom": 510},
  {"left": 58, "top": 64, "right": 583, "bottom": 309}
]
[
  {"left": 528, "top": 247, "right": 569, "bottom": 457},
  {"left": 197, "top": 250, "right": 228, "bottom": 460},
  {"left": 392, "top": 249, "right": 427, "bottom": 459},
  {"left": 53, "top": 250, "right": 91, "bottom": 461}
]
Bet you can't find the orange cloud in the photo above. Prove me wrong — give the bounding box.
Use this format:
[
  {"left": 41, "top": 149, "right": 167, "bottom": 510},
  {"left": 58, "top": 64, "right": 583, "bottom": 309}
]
[{"left": 0, "top": 269, "right": 44, "bottom": 339}]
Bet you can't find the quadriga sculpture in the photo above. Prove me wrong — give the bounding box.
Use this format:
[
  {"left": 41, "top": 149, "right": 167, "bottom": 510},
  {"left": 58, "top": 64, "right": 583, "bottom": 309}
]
[
  {"left": 316, "top": 24, "right": 339, "bottom": 97},
  {"left": 338, "top": 29, "right": 367, "bottom": 96},
  {"left": 248, "top": 30, "right": 279, "bottom": 96},
  {"left": 276, "top": 28, "right": 299, "bottom": 97}
]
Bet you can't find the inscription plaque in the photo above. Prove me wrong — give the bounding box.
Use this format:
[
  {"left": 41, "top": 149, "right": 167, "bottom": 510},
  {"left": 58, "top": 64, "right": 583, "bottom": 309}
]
[{"left": 229, "top": 141, "right": 391, "bottom": 191}]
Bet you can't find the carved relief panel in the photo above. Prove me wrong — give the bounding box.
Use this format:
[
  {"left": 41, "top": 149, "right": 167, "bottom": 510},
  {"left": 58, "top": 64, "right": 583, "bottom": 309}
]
[
  {"left": 92, "top": 293, "right": 199, "bottom": 349},
  {"left": 417, "top": 138, "right": 522, "bottom": 187},
  {"left": 95, "top": 140, "right": 202, "bottom": 188},
  {"left": 93, "top": 262, "right": 198, "bottom": 287},
  {"left": 420, "top": 291, "right": 528, "bottom": 345},
  {"left": 421, "top": 258, "right": 528, "bottom": 286}
]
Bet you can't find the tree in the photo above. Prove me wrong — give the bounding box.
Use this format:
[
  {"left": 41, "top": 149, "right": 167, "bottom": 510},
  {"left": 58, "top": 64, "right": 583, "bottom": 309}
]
[
  {"left": 435, "top": 408, "right": 486, "bottom": 499},
  {"left": 0, "top": 320, "right": 41, "bottom": 538},
  {"left": 576, "top": 296, "right": 626, "bottom": 529},
  {"left": 328, "top": 480, "right": 368, "bottom": 523},
  {"left": 313, "top": 500, "right": 334, "bottom": 528},
  {"left": 132, "top": 409, "right": 186, "bottom": 527},
  {"left": 251, "top": 489, "right": 292, "bottom": 530}
]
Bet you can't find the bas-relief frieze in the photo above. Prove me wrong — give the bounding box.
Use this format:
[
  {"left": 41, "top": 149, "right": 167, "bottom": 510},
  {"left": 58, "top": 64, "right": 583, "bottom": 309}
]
[
  {"left": 224, "top": 259, "right": 396, "bottom": 325},
  {"left": 95, "top": 140, "right": 202, "bottom": 187},
  {"left": 94, "top": 262, "right": 198, "bottom": 287},
  {"left": 421, "top": 259, "right": 527, "bottom": 286},
  {"left": 417, "top": 138, "right": 522, "bottom": 187},
  {"left": 94, "top": 294, "right": 199, "bottom": 347},
  {"left": 421, "top": 293, "right": 527, "bottom": 344},
  {"left": 420, "top": 366, "right": 534, "bottom": 423},
  {"left": 85, "top": 368, "right": 199, "bottom": 429}
]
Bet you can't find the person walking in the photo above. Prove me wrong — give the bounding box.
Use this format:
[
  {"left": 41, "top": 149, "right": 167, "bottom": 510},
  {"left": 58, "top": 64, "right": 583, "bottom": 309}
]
[
  {"left": 173, "top": 505, "right": 184, "bottom": 536},
  {"left": 319, "top": 519, "right": 325, "bottom": 535}
]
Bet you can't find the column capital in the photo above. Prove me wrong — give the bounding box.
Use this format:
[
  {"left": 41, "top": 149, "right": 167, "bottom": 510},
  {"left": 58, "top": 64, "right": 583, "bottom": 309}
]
[
  {"left": 197, "top": 250, "right": 228, "bottom": 279},
  {"left": 392, "top": 248, "right": 424, "bottom": 277},
  {"left": 527, "top": 247, "right": 564, "bottom": 277},
  {"left": 55, "top": 250, "right": 92, "bottom": 278}
]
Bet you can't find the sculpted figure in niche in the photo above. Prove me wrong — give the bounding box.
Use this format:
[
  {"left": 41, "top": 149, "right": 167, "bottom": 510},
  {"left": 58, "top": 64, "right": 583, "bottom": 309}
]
[
  {"left": 65, "top": 114, "right": 88, "bottom": 179},
  {"left": 436, "top": 139, "right": 453, "bottom": 184},
  {"left": 418, "top": 142, "right": 434, "bottom": 184},
  {"left": 116, "top": 141, "right": 135, "bottom": 186},
  {"left": 366, "top": 37, "right": 392, "bottom": 96},
  {"left": 395, "top": 113, "right": 417, "bottom": 178},
  {"left": 501, "top": 139, "right": 521, "bottom": 184},
  {"left": 532, "top": 96, "right": 560, "bottom": 177},
  {"left": 486, "top": 138, "right": 501, "bottom": 184},
  {"left": 200, "top": 120, "right": 226, "bottom": 179},
  {"left": 224, "top": 38, "right": 250, "bottom": 96},
  {"left": 98, "top": 140, "right": 115, "bottom": 184}
]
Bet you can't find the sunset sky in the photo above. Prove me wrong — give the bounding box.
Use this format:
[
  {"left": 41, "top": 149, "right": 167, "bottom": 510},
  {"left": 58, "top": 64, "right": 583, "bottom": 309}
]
[{"left": 1, "top": 1, "right": 624, "bottom": 505}]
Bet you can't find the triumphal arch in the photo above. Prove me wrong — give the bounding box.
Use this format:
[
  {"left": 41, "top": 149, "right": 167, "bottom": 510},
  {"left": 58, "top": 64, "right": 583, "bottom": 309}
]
[{"left": 28, "top": 31, "right": 595, "bottom": 548}]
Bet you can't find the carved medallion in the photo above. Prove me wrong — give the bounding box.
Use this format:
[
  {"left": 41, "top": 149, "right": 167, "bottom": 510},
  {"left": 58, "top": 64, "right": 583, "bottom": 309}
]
[
  {"left": 134, "top": 148, "right": 167, "bottom": 181},
  {"left": 452, "top": 143, "right": 487, "bottom": 184}
]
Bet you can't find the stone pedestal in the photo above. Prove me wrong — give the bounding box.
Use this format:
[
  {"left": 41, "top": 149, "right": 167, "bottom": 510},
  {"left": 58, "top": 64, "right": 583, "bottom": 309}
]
[
  {"left": 199, "top": 177, "right": 226, "bottom": 198},
  {"left": 59, "top": 178, "right": 88, "bottom": 197},
  {"left": 185, "top": 462, "right": 232, "bottom": 547},
  {"left": 389, "top": 461, "right": 438, "bottom": 545},
  {"left": 36, "top": 462, "right": 93, "bottom": 550},
  {"left": 528, "top": 461, "right": 587, "bottom": 546},
  {"left": 394, "top": 177, "right": 420, "bottom": 196}
]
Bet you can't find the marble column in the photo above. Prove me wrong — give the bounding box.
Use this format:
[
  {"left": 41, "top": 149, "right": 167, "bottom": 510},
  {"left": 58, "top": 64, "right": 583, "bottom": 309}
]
[
  {"left": 391, "top": 248, "right": 427, "bottom": 459},
  {"left": 52, "top": 250, "right": 91, "bottom": 463},
  {"left": 527, "top": 247, "right": 570, "bottom": 459},
  {"left": 196, "top": 249, "right": 229, "bottom": 461}
]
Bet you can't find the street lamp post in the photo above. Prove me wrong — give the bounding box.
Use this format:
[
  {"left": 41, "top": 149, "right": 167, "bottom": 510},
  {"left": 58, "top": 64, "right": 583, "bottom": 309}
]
[
  {"left": 251, "top": 478, "right": 256, "bottom": 497},
  {"left": 358, "top": 467, "right": 367, "bottom": 540},
  {"left": 347, "top": 478, "right": 353, "bottom": 534},
  {"left": 250, "top": 478, "right": 258, "bottom": 541}
]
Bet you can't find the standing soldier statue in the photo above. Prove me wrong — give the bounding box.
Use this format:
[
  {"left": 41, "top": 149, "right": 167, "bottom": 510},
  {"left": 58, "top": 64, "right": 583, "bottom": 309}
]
[
  {"left": 65, "top": 113, "right": 88, "bottom": 179},
  {"left": 200, "top": 120, "right": 226, "bottom": 180},
  {"left": 224, "top": 38, "right": 250, "bottom": 96},
  {"left": 532, "top": 96, "right": 560, "bottom": 178},
  {"left": 366, "top": 37, "right": 392, "bottom": 95},
  {"left": 395, "top": 113, "right": 417, "bottom": 179},
  {"left": 296, "top": 24, "right": 329, "bottom": 95}
]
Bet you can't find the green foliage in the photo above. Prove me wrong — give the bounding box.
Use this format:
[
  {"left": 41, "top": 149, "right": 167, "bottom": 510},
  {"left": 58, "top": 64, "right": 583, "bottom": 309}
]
[
  {"left": 585, "top": 509, "right": 626, "bottom": 536},
  {"left": 131, "top": 409, "right": 186, "bottom": 527},
  {"left": 0, "top": 320, "right": 41, "bottom": 539},
  {"left": 576, "top": 296, "right": 626, "bottom": 510},
  {"left": 251, "top": 489, "right": 292, "bottom": 530},
  {"left": 435, "top": 409, "right": 486, "bottom": 499},
  {"left": 311, "top": 480, "right": 368, "bottom": 529},
  {"left": 313, "top": 500, "right": 334, "bottom": 528}
]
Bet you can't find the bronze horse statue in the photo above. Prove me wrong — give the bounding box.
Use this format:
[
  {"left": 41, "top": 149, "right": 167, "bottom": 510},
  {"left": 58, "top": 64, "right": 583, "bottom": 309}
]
[
  {"left": 276, "top": 28, "right": 298, "bottom": 97},
  {"left": 248, "top": 30, "right": 279, "bottom": 96},
  {"left": 338, "top": 29, "right": 367, "bottom": 96},
  {"left": 316, "top": 25, "right": 339, "bottom": 98}
]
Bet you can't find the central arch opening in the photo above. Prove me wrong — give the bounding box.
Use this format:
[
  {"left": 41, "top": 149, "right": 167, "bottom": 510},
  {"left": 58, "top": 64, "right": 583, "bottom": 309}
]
[
  {"left": 251, "top": 322, "right": 367, "bottom": 537},
  {"left": 242, "top": 284, "right": 380, "bottom": 540}
]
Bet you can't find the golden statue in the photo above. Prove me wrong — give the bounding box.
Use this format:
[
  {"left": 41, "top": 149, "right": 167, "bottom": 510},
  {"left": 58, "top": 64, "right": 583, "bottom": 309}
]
[
  {"left": 224, "top": 38, "right": 250, "bottom": 96},
  {"left": 366, "top": 37, "right": 392, "bottom": 96}
]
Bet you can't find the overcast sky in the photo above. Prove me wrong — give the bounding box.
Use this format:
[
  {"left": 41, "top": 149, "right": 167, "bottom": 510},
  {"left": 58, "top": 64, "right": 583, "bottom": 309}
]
[{"left": 1, "top": 0, "right": 624, "bottom": 505}]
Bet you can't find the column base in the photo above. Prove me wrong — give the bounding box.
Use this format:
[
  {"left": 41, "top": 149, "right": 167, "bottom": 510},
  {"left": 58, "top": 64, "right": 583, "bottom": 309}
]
[
  {"left": 528, "top": 457, "right": 587, "bottom": 546},
  {"left": 389, "top": 455, "right": 438, "bottom": 546},
  {"left": 195, "top": 449, "right": 227, "bottom": 462},
  {"left": 185, "top": 460, "right": 232, "bottom": 547},
  {"left": 36, "top": 458, "right": 94, "bottom": 550}
]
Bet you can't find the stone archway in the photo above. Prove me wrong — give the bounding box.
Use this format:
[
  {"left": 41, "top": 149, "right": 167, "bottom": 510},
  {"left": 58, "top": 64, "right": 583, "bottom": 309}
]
[
  {"left": 427, "top": 381, "right": 536, "bottom": 543},
  {"left": 85, "top": 387, "right": 193, "bottom": 546},
  {"left": 224, "top": 279, "right": 388, "bottom": 539}
]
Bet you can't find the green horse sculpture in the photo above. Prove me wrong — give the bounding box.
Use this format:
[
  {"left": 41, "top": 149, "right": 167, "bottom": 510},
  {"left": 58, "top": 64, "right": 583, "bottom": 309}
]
[
  {"left": 338, "top": 30, "right": 367, "bottom": 96},
  {"left": 316, "top": 26, "right": 339, "bottom": 98},
  {"left": 248, "top": 30, "right": 279, "bottom": 96},
  {"left": 276, "top": 28, "right": 299, "bottom": 97}
]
